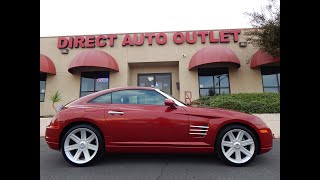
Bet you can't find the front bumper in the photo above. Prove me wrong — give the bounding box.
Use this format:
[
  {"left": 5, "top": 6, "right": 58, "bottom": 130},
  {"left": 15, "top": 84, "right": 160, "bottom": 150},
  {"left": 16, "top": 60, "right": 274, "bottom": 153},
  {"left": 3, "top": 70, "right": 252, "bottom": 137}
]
[
  {"left": 255, "top": 124, "right": 273, "bottom": 154},
  {"left": 45, "top": 125, "right": 61, "bottom": 150}
]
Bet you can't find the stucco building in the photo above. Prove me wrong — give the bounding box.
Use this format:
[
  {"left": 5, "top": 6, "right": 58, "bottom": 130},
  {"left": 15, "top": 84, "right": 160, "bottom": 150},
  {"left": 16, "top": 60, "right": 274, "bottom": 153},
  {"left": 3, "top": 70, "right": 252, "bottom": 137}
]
[{"left": 40, "top": 28, "right": 280, "bottom": 116}]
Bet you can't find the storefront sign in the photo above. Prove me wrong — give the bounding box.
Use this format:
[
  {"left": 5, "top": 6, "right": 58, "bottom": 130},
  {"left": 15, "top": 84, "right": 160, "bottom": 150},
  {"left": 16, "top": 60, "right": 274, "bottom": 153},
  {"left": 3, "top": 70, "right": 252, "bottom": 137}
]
[
  {"left": 96, "top": 78, "right": 108, "bottom": 83},
  {"left": 57, "top": 30, "right": 241, "bottom": 49}
]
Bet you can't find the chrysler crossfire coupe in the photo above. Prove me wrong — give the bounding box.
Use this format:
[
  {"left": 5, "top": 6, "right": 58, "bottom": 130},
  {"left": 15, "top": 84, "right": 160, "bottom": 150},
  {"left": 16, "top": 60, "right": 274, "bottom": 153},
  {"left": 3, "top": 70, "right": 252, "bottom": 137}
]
[{"left": 45, "top": 87, "right": 273, "bottom": 167}]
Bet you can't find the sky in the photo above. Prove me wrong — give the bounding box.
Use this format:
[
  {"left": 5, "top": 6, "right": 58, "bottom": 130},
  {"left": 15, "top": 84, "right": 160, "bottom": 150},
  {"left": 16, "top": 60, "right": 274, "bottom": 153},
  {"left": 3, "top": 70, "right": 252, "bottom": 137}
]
[{"left": 40, "top": 0, "right": 273, "bottom": 37}]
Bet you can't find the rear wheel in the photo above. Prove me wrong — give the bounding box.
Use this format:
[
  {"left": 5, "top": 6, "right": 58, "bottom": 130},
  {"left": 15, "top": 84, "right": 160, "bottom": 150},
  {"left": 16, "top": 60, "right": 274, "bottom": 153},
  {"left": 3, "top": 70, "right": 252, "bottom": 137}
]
[
  {"left": 215, "top": 124, "right": 258, "bottom": 166},
  {"left": 61, "top": 124, "right": 104, "bottom": 167}
]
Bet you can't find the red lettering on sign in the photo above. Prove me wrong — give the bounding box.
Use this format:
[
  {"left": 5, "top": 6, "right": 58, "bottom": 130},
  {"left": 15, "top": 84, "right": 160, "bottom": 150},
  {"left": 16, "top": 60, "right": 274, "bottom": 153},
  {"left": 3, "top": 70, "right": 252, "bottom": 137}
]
[
  {"left": 68, "top": 37, "right": 74, "bottom": 48},
  {"left": 156, "top": 33, "right": 167, "bottom": 45},
  {"left": 96, "top": 35, "right": 107, "bottom": 47},
  {"left": 220, "top": 31, "right": 230, "bottom": 43},
  {"left": 122, "top": 34, "right": 133, "bottom": 46},
  {"left": 108, "top": 34, "right": 117, "bottom": 47},
  {"left": 209, "top": 31, "right": 219, "bottom": 43},
  {"left": 230, "top": 30, "right": 241, "bottom": 42},
  {"left": 57, "top": 37, "right": 68, "bottom": 49},
  {"left": 145, "top": 33, "right": 155, "bottom": 45},
  {"left": 133, "top": 34, "right": 144, "bottom": 46},
  {"left": 74, "top": 36, "right": 85, "bottom": 48},
  {"left": 85, "top": 36, "right": 95, "bottom": 48},
  {"left": 197, "top": 31, "right": 208, "bottom": 44},
  {"left": 186, "top": 32, "right": 197, "bottom": 44},
  {"left": 173, "top": 32, "right": 184, "bottom": 44},
  {"left": 57, "top": 30, "right": 241, "bottom": 49}
]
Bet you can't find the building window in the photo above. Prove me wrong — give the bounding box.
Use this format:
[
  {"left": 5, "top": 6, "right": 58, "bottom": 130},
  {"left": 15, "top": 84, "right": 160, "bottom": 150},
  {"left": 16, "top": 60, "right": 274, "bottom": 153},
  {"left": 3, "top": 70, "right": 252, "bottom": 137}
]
[
  {"left": 40, "top": 73, "right": 47, "bottom": 102},
  {"left": 261, "top": 66, "right": 280, "bottom": 93},
  {"left": 80, "top": 71, "right": 109, "bottom": 97},
  {"left": 138, "top": 73, "right": 172, "bottom": 95},
  {"left": 198, "top": 67, "right": 230, "bottom": 97}
]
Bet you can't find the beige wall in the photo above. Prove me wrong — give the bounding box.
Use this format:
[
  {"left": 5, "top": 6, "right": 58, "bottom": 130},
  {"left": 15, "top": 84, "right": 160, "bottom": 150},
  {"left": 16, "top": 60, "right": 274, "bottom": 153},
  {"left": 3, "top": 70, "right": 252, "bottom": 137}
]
[{"left": 40, "top": 29, "right": 265, "bottom": 116}]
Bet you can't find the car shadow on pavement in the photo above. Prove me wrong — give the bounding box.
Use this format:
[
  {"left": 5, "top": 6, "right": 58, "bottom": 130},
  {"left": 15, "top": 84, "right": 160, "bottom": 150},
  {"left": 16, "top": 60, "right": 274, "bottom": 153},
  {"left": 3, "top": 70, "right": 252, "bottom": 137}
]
[{"left": 93, "top": 152, "right": 272, "bottom": 167}]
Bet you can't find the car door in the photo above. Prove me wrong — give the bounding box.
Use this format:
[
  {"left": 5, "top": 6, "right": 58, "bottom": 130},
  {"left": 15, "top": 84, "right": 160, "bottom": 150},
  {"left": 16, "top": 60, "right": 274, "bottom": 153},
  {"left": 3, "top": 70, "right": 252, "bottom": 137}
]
[{"left": 104, "top": 89, "right": 189, "bottom": 147}]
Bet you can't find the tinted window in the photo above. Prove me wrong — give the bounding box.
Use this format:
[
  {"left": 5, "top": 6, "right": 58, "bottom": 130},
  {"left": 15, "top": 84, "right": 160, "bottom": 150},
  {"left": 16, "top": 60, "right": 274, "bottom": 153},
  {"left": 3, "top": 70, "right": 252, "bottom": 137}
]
[
  {"left": 80, "top": 71, "right": 109, "bottom": 97},
  {"left": 112, "top": 90, "right": 166, "bottom": 105},
  {"left": 198, "top": 67, "right": 230, "bottom": 97},
  {"left": 89, "top": 93, "right": 111, "bottom": 104},
  {"left": 40, "top": 73, "right": 47, "bottom": 102},
  {"left": 261, "top": 66, "right": 280, "bottom": 93}
]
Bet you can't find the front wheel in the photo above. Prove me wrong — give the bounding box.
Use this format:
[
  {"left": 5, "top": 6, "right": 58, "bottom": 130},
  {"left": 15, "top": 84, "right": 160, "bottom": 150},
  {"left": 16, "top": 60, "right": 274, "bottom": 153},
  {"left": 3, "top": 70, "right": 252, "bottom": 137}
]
[
  {"left": 61, "top": 124, "right": 104, "bottom": 167},
  {"left": 215, "top": 125, "right": 258, "bottom": 166}
]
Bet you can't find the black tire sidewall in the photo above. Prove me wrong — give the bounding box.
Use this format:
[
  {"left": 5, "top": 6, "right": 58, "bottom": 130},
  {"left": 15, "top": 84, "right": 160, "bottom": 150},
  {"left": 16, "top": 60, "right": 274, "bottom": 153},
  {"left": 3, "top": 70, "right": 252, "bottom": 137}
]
[
  {"left": 215, "top": 124, "right": 258, "bottom": 167},
  {"left": 61, "top": 124, "right": 104, "bottom": 167}
]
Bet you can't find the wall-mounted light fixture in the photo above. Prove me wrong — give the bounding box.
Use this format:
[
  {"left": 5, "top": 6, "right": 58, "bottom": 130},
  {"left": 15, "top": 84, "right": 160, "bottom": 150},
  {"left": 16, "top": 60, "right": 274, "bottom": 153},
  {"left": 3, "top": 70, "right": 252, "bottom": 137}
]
[
  {"left": 239, "top": 42, "right": 247, "bottom": 47},
  {"left": 60, "top": 49, "right": 69, "bottom": 54},
  {"left": 176, "top": 82, "right": 180, "bottom": 90}
]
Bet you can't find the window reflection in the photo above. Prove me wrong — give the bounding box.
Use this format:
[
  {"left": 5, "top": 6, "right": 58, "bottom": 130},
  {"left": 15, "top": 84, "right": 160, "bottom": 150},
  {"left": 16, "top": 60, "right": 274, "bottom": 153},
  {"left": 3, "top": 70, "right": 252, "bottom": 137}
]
[
  {"left": 40, "top": 73, "right": 47, "bottom": 102},
  {"left": 261, "top": 66, "right": 280, "bottom": 93},
  {"left": 80, "top": 71, "right": 109, "bottom": 97},
  {"left": 198, "top": 68, "right": 230, "bottom": 97},
  {"left": 112, "top": 90, "right": 166, "bottom": 105},
  {"left": 138, "top": 74, "right": 172, "bottom": 95}
]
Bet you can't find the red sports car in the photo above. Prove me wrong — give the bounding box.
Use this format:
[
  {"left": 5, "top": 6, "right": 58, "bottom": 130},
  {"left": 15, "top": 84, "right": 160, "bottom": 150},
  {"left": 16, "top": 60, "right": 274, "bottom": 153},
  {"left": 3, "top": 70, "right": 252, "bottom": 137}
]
[{"left": 45, "top": 87, "right": 273, "bottom": 167}]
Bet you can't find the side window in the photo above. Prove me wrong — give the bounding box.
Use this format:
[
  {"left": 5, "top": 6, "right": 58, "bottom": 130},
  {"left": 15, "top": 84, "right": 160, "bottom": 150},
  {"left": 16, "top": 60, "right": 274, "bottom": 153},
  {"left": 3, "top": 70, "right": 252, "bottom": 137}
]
[
  {"left": 89, "top": 93, "right": 111, "bottom": 104},
  {"left": 111, "top": 90, "right": 166, "bottom": 105}
]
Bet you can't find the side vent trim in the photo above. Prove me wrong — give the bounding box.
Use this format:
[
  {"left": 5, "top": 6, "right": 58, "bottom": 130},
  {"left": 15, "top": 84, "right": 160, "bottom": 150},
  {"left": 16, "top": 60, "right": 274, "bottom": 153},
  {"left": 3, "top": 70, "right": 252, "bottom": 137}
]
[{"left": 189, "top": 124, "right": 209, "bottom": 137}]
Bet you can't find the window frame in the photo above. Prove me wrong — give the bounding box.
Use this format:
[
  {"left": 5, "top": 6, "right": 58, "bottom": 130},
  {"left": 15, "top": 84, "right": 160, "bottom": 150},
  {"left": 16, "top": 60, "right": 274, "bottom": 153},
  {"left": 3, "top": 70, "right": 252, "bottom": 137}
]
[
  {"left": 137, "top": 73, "right": 172, "bottom": 95},
  {"left": 198, "top": 67, "right": 231, "bottom": 97},
  {"left": 40, "top": 73, "right": 47, "bottom": 102},
  {"left": 79, "top": 71, "right": 110, "bottom": 97},
  {"left": 261, "top": 66, "right": 280, "bottom": 93}
]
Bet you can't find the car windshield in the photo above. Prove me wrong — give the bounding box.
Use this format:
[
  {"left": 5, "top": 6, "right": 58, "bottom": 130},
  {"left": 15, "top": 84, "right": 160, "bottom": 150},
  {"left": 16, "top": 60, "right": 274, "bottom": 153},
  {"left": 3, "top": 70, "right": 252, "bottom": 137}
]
[{"left": 156, "top": 89, "right": 188, "bottom": 106}]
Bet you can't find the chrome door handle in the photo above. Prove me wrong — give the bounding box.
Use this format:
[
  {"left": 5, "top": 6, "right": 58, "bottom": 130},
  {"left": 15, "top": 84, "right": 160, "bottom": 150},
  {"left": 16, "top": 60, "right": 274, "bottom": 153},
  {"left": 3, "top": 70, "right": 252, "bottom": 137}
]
[{"left": 108, "top": 111, "right": 124, "bottom": 115}]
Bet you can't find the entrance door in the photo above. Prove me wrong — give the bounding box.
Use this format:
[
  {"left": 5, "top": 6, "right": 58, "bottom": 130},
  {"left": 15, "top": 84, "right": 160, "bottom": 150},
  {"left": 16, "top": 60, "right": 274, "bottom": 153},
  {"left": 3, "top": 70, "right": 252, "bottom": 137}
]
[{"left": 138, "top": 73, "right": 172, "bottom": 95}]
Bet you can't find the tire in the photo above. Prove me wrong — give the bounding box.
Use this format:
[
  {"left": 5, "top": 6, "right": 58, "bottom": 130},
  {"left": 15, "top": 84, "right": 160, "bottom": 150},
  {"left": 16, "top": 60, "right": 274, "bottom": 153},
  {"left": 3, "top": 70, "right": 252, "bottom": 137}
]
[
  {"left": 215, "top": 124, "right": 258, "bottom": 167},
  {"left": 61, "top": 124, "right": 104, "bottom": 167}
]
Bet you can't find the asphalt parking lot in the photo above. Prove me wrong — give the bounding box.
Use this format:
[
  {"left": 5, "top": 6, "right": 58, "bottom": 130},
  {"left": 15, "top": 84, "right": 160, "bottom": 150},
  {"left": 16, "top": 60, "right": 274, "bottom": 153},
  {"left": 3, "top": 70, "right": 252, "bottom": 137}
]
[{"left": 40, "top": 138, "right": 280, "bottom": 180}]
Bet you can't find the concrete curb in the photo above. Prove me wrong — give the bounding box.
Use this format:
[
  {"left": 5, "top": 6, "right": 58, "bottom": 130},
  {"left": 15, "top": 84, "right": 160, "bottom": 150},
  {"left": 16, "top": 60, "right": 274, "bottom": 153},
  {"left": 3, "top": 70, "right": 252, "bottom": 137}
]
[{"left": 40, "top": 113, "right": 280, "bottom": 138}]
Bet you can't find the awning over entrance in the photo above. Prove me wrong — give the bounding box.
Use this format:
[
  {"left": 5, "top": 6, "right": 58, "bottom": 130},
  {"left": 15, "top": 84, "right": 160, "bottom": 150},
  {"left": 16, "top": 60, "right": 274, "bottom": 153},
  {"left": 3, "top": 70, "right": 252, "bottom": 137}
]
[
  {"left": 40, "top": 54, "right": 56, "bottom": 75},
  {"left": 188, "top": 45, "right": 240, "bottom": 70},
  {"left": 250, "top": 50, "right": 280, "bottom": 68},
  {"left": 68, "top": 50, "right": 119, "bottom": 73}
]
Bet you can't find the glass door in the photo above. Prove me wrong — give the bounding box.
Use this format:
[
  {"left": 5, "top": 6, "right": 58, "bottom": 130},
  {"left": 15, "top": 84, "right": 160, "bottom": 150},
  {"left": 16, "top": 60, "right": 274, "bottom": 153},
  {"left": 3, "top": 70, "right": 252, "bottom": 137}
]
[{"left": 138, "top": 73, "right": 172, "bottom": 95}]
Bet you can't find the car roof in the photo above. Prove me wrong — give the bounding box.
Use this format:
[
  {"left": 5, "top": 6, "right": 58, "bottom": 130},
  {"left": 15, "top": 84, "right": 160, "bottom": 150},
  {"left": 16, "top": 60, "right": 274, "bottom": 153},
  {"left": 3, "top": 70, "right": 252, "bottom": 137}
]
[
  {"left": 107, "top": 86, "right": 156, "bottom": 92},
  {"left": 65, "top": 86, "right": 157, "bottom": 106}
]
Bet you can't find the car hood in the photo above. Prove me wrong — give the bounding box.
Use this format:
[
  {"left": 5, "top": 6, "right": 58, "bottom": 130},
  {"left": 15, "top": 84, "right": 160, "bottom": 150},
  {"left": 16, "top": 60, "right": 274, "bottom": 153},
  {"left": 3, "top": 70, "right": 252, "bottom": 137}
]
[{"left": 183, "top": 106, "right": 263, "bottom": 124}]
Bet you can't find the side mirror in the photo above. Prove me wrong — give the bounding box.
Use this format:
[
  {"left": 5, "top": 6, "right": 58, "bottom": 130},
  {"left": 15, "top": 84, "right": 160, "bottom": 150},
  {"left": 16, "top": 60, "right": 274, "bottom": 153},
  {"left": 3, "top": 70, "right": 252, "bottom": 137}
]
[{"left": 164, "top": 99, "right": 176, "bottom": 109}]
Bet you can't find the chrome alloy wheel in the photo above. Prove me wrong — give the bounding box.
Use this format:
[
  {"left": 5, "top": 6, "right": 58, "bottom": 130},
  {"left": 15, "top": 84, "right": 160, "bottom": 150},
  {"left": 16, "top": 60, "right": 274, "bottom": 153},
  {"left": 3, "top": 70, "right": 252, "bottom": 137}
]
[
  {"left": 64, "top": 128, "right": 99, "bottom": 164},
  {"left": 221, "top": 129, "right": 255, "bottom": 164}
]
